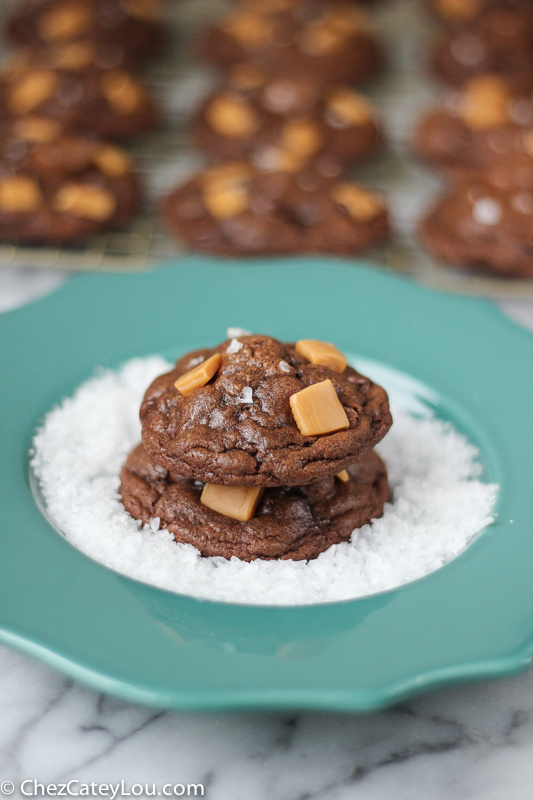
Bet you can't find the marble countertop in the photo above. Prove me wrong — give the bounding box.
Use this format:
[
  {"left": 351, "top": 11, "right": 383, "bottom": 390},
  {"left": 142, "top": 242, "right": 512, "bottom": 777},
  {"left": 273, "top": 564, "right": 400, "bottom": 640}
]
[{"left": 1, "top": 268, "right": 532, "bottom": 800}]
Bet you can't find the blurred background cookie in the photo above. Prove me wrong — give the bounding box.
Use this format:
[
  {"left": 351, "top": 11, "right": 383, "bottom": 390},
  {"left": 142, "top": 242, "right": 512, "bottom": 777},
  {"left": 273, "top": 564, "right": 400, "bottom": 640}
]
[
  {"left": 0, "top": 49, "right": 160, "bottom": 140},
  {"left": 162, "top": 162, "right": 389, "bottom": 256},
  {"left": 201, "top": 0, "right": 382, "bottom": 86},
  {"left": 0, "top": 119, "right": 140, "bottom": 242},
  {"left": 6, "top": 0, "right": 166, "bottom": 63},
  {"left": 192, "top": 65, "right": 383, "bottom": 178}
]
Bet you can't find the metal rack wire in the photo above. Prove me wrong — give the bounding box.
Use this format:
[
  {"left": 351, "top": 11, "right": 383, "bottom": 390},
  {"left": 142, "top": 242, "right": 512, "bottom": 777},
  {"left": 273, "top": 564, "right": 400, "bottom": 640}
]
[{"left": 1, "top": 0, "right": 532, "bottom": 297}]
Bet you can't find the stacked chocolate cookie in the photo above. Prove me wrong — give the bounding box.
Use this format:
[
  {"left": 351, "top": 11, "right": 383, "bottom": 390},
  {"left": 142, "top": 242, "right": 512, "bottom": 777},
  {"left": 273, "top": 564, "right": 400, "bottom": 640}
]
[
  {"left": 162, "top": 0, "right": 391, "bottom": 257},
  {"left": 415, "top": 0, "right": 533, "bottom": 277},
  {"left": 120, "top": 334, "right": 392, "bottom": 561},
  {"left": 0, "top": 0, "right": 165, "bottom": 244}
]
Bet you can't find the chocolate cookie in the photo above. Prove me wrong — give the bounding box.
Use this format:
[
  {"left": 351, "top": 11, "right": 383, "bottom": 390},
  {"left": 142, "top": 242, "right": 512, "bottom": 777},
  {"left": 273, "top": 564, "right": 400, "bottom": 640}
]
[
  {"left": 419, "top": 153, "right": 533, "bottom": 276},
  {"left": 0, "top": 49, "right": 160, "bottom": 140},
  {"left": 140, "top": 335, "right": 392, "bottom": 487},
  {"left": 6, "top": 0, "right": 165, "bottom": 62},
  {"left": 414, "top": 75, "right": 533, "bottom": 172},
  {"left": 161, "top": 162, "right": 389, "bottom": 256},
  {"left": 191, "top": 65, "right": 382, "bottom": 177},
  {"left": 120, "top": 442, "right": 389, "bottom": 561},
  {"left": 426, "top": 0, "right": 533, "bottom": 25},
  {"left": 431, "top": 9, "right": 533, "bottom": 88},
  {"left": 201, "top": 0, "right": 382, "bottom": 87},
  {"left": 0, "top": 119, "right": 140, "bottom": 243}
]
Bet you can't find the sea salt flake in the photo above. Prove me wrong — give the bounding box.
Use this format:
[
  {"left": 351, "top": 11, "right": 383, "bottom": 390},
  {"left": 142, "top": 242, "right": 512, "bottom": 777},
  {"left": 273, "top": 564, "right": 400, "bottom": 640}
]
[
  {"left": 187, "top": 355, "right": 204, "bottom": 368},
  {"left": 227, "top": 327, "right": 251, "bottom": 338},
  {"left": 472, "top": 197, "right": 502, "bottom": 225},
  {"left": 238, "top": 386, "right": 253, "bottom": 403},
  {"left": 279, "top": 360, "right": 291, "bottom": 373},
  {"left": 227, "top": 338, "right": 244, "bottom": 354}
]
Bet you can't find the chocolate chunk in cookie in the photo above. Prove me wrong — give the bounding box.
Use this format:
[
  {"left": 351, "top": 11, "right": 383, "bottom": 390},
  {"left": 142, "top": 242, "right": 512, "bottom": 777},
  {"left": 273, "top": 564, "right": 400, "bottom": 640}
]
[
  {"left": 201, "top": 0, "right": 382, "bottom": 87},
  {"left": 0, "top": 120, "right": 140, "bottom": 243},
  {"left": 120, "top": 443, "right": 389, "bottom": 561},
  {"left": 431, "top": 9, "right": 533, "bottom": 89},
  {"left": 414, "top": 75, "right": 533, "bottom": 172},
  {"left": 7, "top": 0, "right": 165, "bottom": 62},
  {"left": 161, "top": 162, "right": 389, "bottom": 256},
  {"left": 191, "top": 66, "right": 382, "bottom": 177},
  {"left": 0, "top": 49, "right": 160, "bottom": 140},
  {"left": 419, "top": 153, "right": 533, "bottom": 276},
  {"left": 140, "top": 335, "right": 392, "bottom": 486}
]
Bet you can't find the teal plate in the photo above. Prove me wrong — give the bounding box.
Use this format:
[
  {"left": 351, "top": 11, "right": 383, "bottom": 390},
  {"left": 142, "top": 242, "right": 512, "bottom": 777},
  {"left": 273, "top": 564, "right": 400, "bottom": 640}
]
[{"left": 1, "top": 258, "right": 533, "bottom": 712}]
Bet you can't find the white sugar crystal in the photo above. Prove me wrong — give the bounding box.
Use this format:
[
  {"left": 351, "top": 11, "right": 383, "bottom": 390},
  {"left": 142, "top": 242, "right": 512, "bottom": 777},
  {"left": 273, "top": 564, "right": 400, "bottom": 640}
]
[
  {"left": 227, "top": 327, "right": 251, "bottom": 338},
  {"left": 187, "top": 355, "right": 204, "bottom": 368},
  {"left": 31, "top": 356, "right": 497, "bottom": 606},
  {"left": 227, "top": 338, "right": 244, "bottom": 354},
  {"left": 472, "top": 197, "right": 502, "bottom": 226},
  {"left": 238, "top": 386, "right": 253, "bottom": 403},
  {"left": 279, "top": 360, "right": 291, "bottom": 372}
]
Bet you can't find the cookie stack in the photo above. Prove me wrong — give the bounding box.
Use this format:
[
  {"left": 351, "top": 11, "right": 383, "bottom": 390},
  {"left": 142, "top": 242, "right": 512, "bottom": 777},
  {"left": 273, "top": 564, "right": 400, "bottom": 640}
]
[
  {"left": 161, "top": 0, "right": 391, "bottom": 257},
  {"left": 120, "top": 334, "right": 392, "bottom": 561},
  {"left": 0, "top": 0, "right": 165, "bottom": 244},
  {"left": 415, "top": 0, "right": 533, "bottom": 277}
]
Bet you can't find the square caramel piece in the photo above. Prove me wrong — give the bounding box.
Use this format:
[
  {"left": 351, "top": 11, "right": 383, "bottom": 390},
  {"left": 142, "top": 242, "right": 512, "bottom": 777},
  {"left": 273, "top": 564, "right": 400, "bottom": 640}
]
[
  {"left": 290, "top": 379, "right": 349, "bottom": 437},
  {"left": 201, "top": 484, "right": 264, "bottom": 522},
  {"left": 174, "top": 353, "right": 221, "bottom": 397},
  {"left": 295, "top": 339, "right": 346, "bottom": 373}
]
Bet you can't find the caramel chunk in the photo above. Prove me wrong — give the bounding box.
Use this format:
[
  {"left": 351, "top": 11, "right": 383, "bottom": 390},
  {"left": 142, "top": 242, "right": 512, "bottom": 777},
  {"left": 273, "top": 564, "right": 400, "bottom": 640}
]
[
  {"left": 298, "top": 24, "right": 342, "bottom": 56},
  {"left": 201, "top": 484, "right": 264, "bottom": 522},
  {"left": 8, "top": 71, "right": 58, "bottom": 115},
  {"left": 206, "top": 95, "right": 260, "bottom": 138},
  {"left": 51, "top": 42, "right": 94, "bottom": 70},
  {"left": 0, "top": 175, "right": 43, "bottom": 213},
  {"left": 435, "top": 0, "right": 480, "bottom": 20},
  {"left": 460, "top": 76, "right": 510, "bottom": 130},
  {"left": 281, "top": 120, "right": 323, "bottom": 158},
  {"left": 295, "top": 339, "right": 347, "bottom": 372},
  {"left": 92, "top": 144, "right": 132, "bottom": 177},
  {"left": 38, "top": 3, "right": 93, "bottom": 41},
  {"left": 100, "top": 71, "right": 144, "bottom": 115},
  {"left": 330, "top": 183, "right": 382, "bottom": 222},
  {"left": 254, "top": 146, "right": 305, "bottom": 173},
  {"left": 54, "top": 183, "right": 116, "bottom": 221},
  {"left": 174, "top": 353, "right": 222, "bottom": 396},
  {"left": 326, "top": 89, "right": 374, "bottom": 127},
  {"left": 228, "top": 63, "right": 267, "bottom": 90},
  {"left": 336, "top": 469, "right": 350, "bottom": 482},
  {"left": 13, "top": 117, "right": 62, "bottom": 143},
  {"left": 201, "top": 163, "right": 252, "bottom": 219},
  {"left": 122, "top": 0, "right": 163, "bottom": 20},
  {"left": 222, "top": 13, "right": 273, "bottom": 49},
  {"left": 290, "top": 379, "right": 349, "bottom": 437}
]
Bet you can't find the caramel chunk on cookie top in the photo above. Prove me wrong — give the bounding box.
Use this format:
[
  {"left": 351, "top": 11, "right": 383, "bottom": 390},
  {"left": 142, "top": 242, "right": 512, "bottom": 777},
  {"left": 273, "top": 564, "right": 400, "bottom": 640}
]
[{"left": 140, "top": 335, "right": 392, "bottom": 487}]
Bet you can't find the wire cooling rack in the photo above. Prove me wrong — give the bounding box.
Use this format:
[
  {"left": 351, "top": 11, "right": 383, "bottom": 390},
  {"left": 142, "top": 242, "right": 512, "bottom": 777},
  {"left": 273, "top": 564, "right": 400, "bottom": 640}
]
[{"left": 1, "top": 0, "right": 532, "bottom": 298}]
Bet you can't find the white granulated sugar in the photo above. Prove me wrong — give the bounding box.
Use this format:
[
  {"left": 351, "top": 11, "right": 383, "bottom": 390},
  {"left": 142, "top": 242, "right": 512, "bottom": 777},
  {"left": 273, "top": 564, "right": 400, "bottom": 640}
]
[
  {"left": 226, "top": 327, "right": 251, "bottom": 338},
  {"left": 237, "top": 386, "right": 253, "bottom": 404},
  {"left": 279, "top": 360, "right": 291, "bottom": 373},
  {"left": 31, "top": 357, "right": 497, "bottom": 606},
  {"left": 226, "top": 338, "right": 244, "bottom": 354}
]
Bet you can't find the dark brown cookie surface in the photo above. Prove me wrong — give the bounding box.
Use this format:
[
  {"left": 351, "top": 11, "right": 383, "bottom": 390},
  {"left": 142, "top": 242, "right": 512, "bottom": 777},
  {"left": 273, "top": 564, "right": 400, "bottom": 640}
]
[
  {"left": 426, "top": 0, "right": 533, "bottom": 25},
  {"left": 202, "top": 0, "right": 382, "bottom": 87},
  {"left": 7, "top": 0, "right": 165, "bottom": 61},
  {"left": 419, "top": 153, "right": 533, "bottom": 276},
  {"left": 414, "top": 75, "right": 533, "bottom": 172},
  {"left": 192, "top": 65, "right": 382, "bottom": 177},
  {"left": 140, "top": 335, "right": 392, "bottom": 487},
  {"left": 120, "top": 443, "right": 389, "bottom": 561},
  {"left": 0, "top": 49, "right": 159, "bottom": 140},
  {"left": 162, "top": 162, "right": 389, "bottom": 256},
  {"left": 431, "top": 9, "right": 533, "bottom": 88},
  {"left": 0, "top": 119, "right": 140, "bottom": 243}
]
